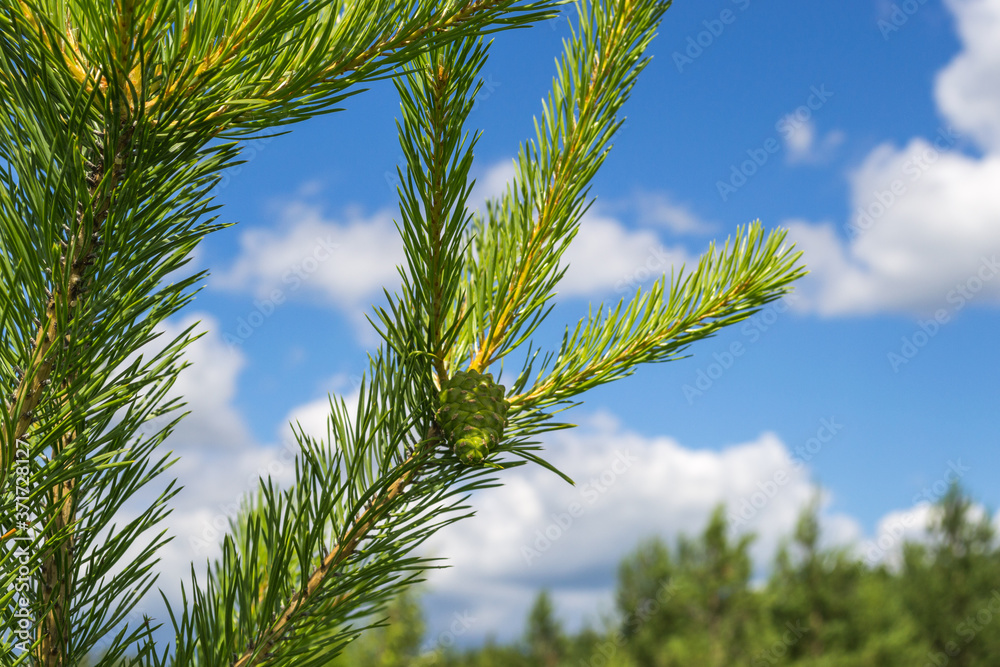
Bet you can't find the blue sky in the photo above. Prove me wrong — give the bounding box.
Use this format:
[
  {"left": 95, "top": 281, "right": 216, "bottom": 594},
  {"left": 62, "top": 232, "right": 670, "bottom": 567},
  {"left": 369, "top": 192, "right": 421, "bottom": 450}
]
[{"left": 126, "top": 0, "right": 1000, "bottom": 647}]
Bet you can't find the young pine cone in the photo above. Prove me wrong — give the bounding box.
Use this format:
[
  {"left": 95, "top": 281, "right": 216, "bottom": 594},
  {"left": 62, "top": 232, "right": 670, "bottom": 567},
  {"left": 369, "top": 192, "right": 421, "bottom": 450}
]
[{"left": 436, "top": 370, "right": 509, "bottom": 465}]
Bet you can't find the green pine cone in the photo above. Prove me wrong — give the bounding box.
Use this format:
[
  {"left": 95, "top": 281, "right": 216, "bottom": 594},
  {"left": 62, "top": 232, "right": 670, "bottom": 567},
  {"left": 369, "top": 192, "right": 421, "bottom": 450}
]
[{"left": 436, "top": 369, "right": 509, "bottom": 465}]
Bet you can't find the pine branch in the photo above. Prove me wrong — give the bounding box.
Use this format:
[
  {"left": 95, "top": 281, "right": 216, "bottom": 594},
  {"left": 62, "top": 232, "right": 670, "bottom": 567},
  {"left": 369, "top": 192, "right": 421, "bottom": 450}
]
[
  {"left": 376, "top": 35, "right": 489, "bottom": 381},
  {"left": 508, "top": 223, "right": 806, "bottom": 413},
  {"left": 466, "top": 0, "right": 672, "bottom": 373},
  {"left": 0, "top": 104, "right": 134, "bottom": 662},
  {"left": 196, "top": 35, "right": 493, "bottom": 667},
  {"left": 2, "top": 4, "right": 563, "bottom": 663},
  {"left": 1, "top": 120, "right": 133, "bottom": 493},
  {"left": 2, "top": 7, "right": 241, "bottom": 659},
  {"left": 168, "top": 5, "right": 803, "bottom": 666}
]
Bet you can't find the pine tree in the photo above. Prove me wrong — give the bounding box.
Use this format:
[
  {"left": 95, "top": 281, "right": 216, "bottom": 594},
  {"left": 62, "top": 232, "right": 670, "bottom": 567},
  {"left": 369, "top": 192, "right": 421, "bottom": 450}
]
[
  {"left": 763, "top": 498, "right": 930, "bottom": 666},
  {"left": 615, "top": 507, "right": 764, "bottom": 666},
  {"left": 766, "top": 497, "right": 844, "bottom": 661},
  {"left": 524, "top": 591, "right": 564, "bottom": 667},
  {"left": 900, "top": 483, "right": 1000, "bottom": 667},
  {"left": 0, "top": 0, "right": 805, "bottom": 664},
  {"left": 614, "top": 536, "right": 674, "bottom": 665},
  {"left": 673, "top": 506, "right": 762, "bottom": 666},
  {"left": 328, "top": 587, "right": 426, "bottom": 667}
]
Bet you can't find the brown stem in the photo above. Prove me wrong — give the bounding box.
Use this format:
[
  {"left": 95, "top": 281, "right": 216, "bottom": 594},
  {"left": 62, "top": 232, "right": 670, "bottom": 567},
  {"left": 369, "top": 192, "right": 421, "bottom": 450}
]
[
  {"left": 36, "top": 426, "right": 76, "bottom": 667},
  {"left": 427, "top": 58, "right": 450, "bottom": 382}
]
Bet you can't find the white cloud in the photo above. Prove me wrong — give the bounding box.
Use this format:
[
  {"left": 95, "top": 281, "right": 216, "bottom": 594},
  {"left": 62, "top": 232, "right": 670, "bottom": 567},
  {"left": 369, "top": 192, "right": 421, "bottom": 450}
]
[
  {"left": 783, "top": 117, "right": 817, "bottom": 161},
  {"left": 632, "top": 190, "right": 715, "bottom": 235},
  {"left": 154, "top": 315, "right": 253, "bottom": 452},
  {"left": 787, "top": 0, "right": 1000, "bottom": 316},
  {"left": 936, "top": 0, "right": 1000, "bottom": 152},
  {"left": 560, "top": 210, "right": 690, "bottom": 297},
  {"left": 779, "top": 116, "right": 845, "bottom": 164},
  {"left": 786, "top": 139, "right": 1000, "bottom": 316},
  {"left": 213, "top": 201, "right": 404, "bottom": 330}
]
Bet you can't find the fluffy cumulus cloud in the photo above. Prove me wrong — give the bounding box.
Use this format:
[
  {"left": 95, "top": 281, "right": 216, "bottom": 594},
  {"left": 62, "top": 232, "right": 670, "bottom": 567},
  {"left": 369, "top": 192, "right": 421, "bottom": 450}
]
[
  {"left": 788, "top": 0, "right": 1000, "bottom": 316},
  {"left": 936, "top": 0, "right": 1000, "bottom": 153},
  {"left": 213, "top": 201, "right": 405, "bottom": 330}
]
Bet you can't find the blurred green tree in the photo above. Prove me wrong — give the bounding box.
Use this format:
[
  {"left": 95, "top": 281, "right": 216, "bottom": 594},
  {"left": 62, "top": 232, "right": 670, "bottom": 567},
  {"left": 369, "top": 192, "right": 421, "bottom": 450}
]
[
  {"left": 525, "top": 591, "right": 566, "bottom": 667},
  {"left": 615, "top": 506, "right": 764, "bottom": 666},
  {"left": 763, "top": 497, "right": 929, "bottom": 666},
  {"left": 901, "top": 483, "right": 1000, "bottom": 667},
  {"left": 329, "top": 587, "right": 426, "bottom": 667}
]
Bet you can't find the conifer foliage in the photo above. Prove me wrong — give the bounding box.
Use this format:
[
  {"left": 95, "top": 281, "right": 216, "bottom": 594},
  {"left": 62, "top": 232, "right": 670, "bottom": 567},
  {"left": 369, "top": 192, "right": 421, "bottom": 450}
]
[{"left": 0, "top": 0, "right": 804, "bottom": 664}]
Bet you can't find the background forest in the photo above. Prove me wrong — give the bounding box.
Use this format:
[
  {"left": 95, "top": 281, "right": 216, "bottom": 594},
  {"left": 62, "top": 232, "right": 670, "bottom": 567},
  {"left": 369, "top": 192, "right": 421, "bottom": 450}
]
[{"left": 330, "top": 484, "right": 1000, "bottom": 667}]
